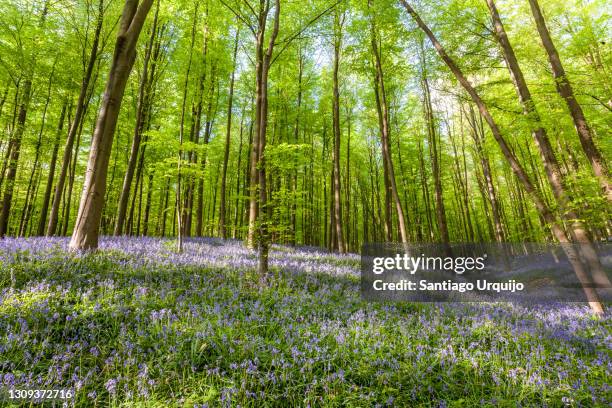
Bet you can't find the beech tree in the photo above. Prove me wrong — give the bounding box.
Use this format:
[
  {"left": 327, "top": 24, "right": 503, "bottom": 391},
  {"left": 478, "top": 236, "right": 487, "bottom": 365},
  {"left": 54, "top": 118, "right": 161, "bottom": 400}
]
[
  {"left": 399, "top": 0, "right": 605, "bottom": 314},
  {"left": 219, "top": 26, "right": 240, "bottom": 239},
  {"left": 528, "top": 0, "right": 610, "bottom": 202},
  {"left": 115, "top": 0, "right": 161, "bottom": 236},
  {"left": 47, "top": 0, "right": 105, "bottom": 237},
  {"left": 369, "top": 5, "right": 409, "bottom": 247},
  {"left": 0, "top": 0, "right": 49, "bottom": 237},
  {"left": 331, "top": 9, "right": 345, "bottom": 253},
  {"left": 70, "top": 0, "right": 155, "bottom": 250}
]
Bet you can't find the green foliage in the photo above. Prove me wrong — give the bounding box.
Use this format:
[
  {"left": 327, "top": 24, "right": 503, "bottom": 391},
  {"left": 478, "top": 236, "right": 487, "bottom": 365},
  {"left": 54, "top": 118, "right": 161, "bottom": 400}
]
[{"left": 0, "top": 0, "right": 608, "bottom": 246}]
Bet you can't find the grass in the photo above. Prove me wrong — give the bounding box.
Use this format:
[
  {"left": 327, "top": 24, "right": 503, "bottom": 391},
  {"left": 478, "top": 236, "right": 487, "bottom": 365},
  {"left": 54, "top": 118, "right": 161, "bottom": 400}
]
[{"left": 0, "top": 237, "right": 610, "bottom": 407}]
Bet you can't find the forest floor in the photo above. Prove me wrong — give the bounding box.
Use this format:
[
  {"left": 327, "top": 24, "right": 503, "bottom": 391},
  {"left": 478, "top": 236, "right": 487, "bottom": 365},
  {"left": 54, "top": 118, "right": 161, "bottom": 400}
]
[{"left": 0, "top": 237, "right": 610, "bottom": 407}]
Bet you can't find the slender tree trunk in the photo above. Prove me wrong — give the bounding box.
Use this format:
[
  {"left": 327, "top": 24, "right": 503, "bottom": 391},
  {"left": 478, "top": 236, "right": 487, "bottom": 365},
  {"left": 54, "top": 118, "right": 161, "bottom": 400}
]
[
  {"left": 370, "top": 22, "right": 409, "bottom": 246},
  {"left": 48, "top": 0, "right": 104, "bottom": 236},
  {"left": 0, "top": 79, "right": 32, "bottom": 237},
  {"left": 209, "top": 159, "right": 221, "bottom": 235},
  {"left": 331, "top": 11, "right": 345, "bottom": 253},
  {"left": 288, "top": 50, "right": 304, "bottom": 246},
  {"left": 527, "top": 0, "right": 610, "bottom": 201},
  {"left": 160, "top": 177, "right": 169, "bottom": 236},
  {"left": 233, "top": 114, "right": 245, "bottom": 238},
  {"left": 195, "top": 80, "right": 216, "bottom": 235},
  {"left": 369, "top": 143, "right": 382, "bottom": 241},
  {"left": 448, "top": 122, "right": 471, "bottom": 241},
  {"left": 488, "top": 0, "right": 610, "bottom": 292},
  {"left": 400, "top": 0, "right": 604, "bottom": 314},
  {"left": 247, "top": 30, "right": 265, "bottom": 248},
  {"left": 219, "top": 27, "right": 240, "bottom": 239},
  {"left": 421, "top": 58, "right": 450, "bottom": 248},
  {"left": 142, "top": 171, "right": 153, "bottom": 235},
  {"left": 135, "top": 170, "right": 144, "bottom": 235},
  {"left": 455, "top": 120, "right": 475, "bottom": 241},
  {"left": 465, "top": 105, "right": 504, "bottom": 243},
  {"left": 25, "top": 167, "right": 43, "bottom": 236},
  {"left": 183, "top": 110, "right": 196, "bottom": 237},
  {"left": 0, "top": 80, "right": 21, "bottom": 194},
  {"left": 0, "top": 1, "right": 51, "bottom": 237},
  {"left": 127, "top": 142, "right": 147, "bottom": 234},
  {"left": 20, "top": 67, "right": 55, "bottom": 236},
  {"left": 256, "top": 0, "right": 281, "bottom": 276},
  {"left": 345, "top": 108, "right": 352, "bottom": 249},
  {"left": 61, "top": 117, "right": 85, "bottom": 237},
  {"left": 330, "top": 161, "right": 337, "bottom": 251},
  {"left": 176, "top": 4, "right": 199, "bottom": 252},
  {"left": 37, "top": 101, "right": 68, "bottom": 235},
  {"left": 70, "top": 0, "right": 154, "bottom": 250},
  {"left": 0, "top": 87, "right": 8, "bottom": 127},
  {"left": 194, "top": 15, "right": 210, "bottom": 238},
  {"left": 242, "top": 0, "right": 281, "bottom": 274}
]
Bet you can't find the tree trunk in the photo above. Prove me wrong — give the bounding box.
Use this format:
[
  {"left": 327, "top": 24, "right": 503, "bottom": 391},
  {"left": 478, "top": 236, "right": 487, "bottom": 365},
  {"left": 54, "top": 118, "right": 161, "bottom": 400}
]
[
  {"left": 232, "top": 114, "right": 245, "bottom": 238},
  {"left": 195, "top": 78, "right": 216, "bottom": 236},
  {"left": 176, "top": 4, "right": 199, "bottom": 252},
  {"left": 0, "top": 79, "right": 32, "bottom": 237},
  {"left": 289, "top": 49, "right": 303, "bottom": 246},
  {"left": 400, "top": 0, "right": 604, "bottom": 314},
  {"left": 160, "top": 177, "right": 169, "bottom": 236},
  {"left": 370, "top": 22, "right": 409, "bottom": 246},
  {"left": 70, "top": 0, "right": 154, "bottom": 250},
  {"left": 20, "top": 67, "right": 55, "bottom": 236},
  {"left": 421, "top": 57, "right": 450, "bottom": 249},
  {"left": 61, "top": 117, "right": 85, "bottom": 236},
  {"left": 256, "top": 0, "right": 281, "bottom": 276},
  {"left": 142, "top": 171, "right": 153, "bottom": 235},
  {"left": 488, "top": 0, "right": 610, "bottom": 294},
  {"left": 37, "top": 101, "right": 68, "bottom": 235},
  {"left": 25, "top": 166, "right": 43, "bottom": 236},
  {"left": 219, "top": 27, "right": 240, "bottom": 239},
  {"left": 0, "top": 1, "right": 52, "bottom": 237},
  {"left": 127, "top": 140, "right": 147, "bottom": 235},
  {"left": 0, "top": 87, "right": 8, "bottom": 128},
  {"left": 331, "top": 11, "right": 345, "bottom": 253},
  {"left": 0, "top": 81, "right": 20, "bottom": 194},
  {"left": 465, "top": 104, "right": 504, "bottom": 243},
  {"left": 115, "top": 0, "right": 159, "bottom": 235},
  {"left": 527, "top": 0, "right": 611, "bottom": 201},
  {"left": 345, "top": 108, "right": 353, "bottom": 249},
  {"left": 194, "top": 15, "right": 210, "bottom": 238},
  {"left": 247, "top": 30, "right": 265, "bottom": 249},
  {"left": 48, "top": 0, "right": 104, "bottom": 236}
]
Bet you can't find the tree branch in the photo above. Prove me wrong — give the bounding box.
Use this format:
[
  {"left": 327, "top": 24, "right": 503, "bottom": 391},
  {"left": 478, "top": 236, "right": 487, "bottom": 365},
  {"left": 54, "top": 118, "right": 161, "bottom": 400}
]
[
  {"left": 219, "top": 0, "right": 256, "bottom": 36},
  {"left": 270, "top": 0, "right": 344, "bottom": 66}
]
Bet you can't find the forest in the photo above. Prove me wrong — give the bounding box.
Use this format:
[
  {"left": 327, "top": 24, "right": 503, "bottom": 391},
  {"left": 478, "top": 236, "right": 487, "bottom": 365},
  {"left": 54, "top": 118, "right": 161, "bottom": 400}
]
[{"left": 0, "top": 0, "right": 610, "bottom": 406}]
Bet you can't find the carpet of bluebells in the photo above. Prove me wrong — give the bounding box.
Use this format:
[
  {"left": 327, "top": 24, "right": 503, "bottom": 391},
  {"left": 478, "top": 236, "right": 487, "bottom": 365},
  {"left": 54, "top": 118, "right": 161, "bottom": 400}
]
[{"left": 0, "top": 237, "right": 610, "bottom": 407}]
